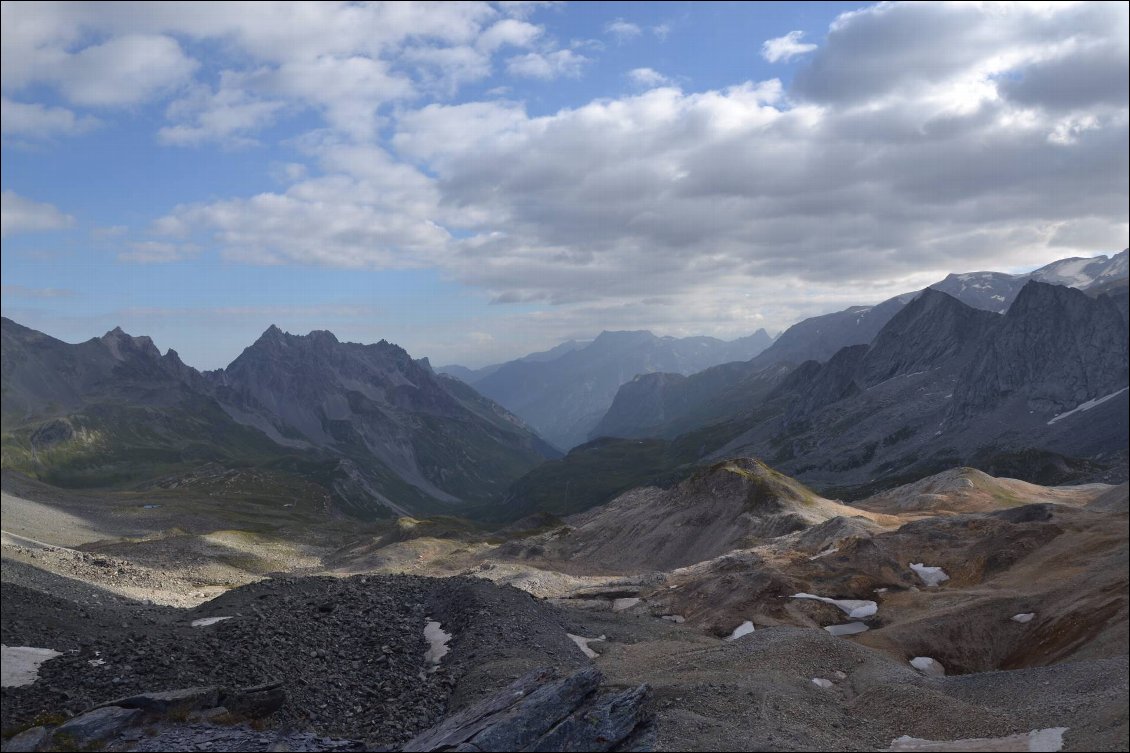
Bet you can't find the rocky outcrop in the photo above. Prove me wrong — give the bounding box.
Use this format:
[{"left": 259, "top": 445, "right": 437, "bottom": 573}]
[
  {"left": 951, "top": 281, "right": 1129, "bottom": 417},
  {"left": 403, "top": 667, "right": 654, "bottom": 752}
]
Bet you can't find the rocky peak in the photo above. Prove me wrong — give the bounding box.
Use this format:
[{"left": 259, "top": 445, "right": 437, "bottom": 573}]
[
  {"left": 950, "top": 280, "right": 1129, "bottom": 417},
  {"left": 860, "top": 288, "right": 998, "bottom": 387},
  {"left": 99, "top": 326, "right": 162, "bottom": 361}
]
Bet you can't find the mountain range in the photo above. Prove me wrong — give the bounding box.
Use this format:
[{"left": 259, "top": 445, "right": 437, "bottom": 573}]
[
  {"left": 2, "top": 249, "right": 1125, "bottom": 523},
  {"left": 1, "top": 320, "right": 555, "bottom": 519}
]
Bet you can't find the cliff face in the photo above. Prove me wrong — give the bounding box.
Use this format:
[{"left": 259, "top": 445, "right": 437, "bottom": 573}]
[{"left": 951, "top": 281, "right": 1129, "bottom": 417}]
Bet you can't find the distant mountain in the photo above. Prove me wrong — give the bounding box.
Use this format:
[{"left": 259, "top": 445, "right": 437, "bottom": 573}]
[
  {"left": 438, "top": 340, "right": 587, "bottom": 385},
  {"left": 450, "top": 329, "right": 774, "bottom": 450},
  {"left": 1, "top": 319, "right": 556, "bottom": 519},
  {"left": 714, "top": 280, "right": 1128, "bottom": 495},
  {"left": 930, "top": 248, "right": 1128, "bottom": 313},
  {"left": 511, "top": 276, "right": 1128, "bottom": 519},
  {"left": 593, "top": 250, "right": 1129, "bottom": 442}
]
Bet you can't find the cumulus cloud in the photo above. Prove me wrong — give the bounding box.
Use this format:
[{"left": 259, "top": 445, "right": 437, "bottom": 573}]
[
  {"left": 605, "top": 19, "right": 642, "bottom": 43},
  {"left": 0, "top": 2, "right": 552, "bottom": 143},
  {"left": 1, "top": 98, "right": 99, "bottom": 139},
  {"left": 761, "top": 31, "right": 817, "bottom": 63},
  {"left": 627, "top": 68, "right": 672, "bottom": 88},
  {"left": 1, "top": 191, "right": 74, "bottom": 237},
  {"left": 506, "top": 49, "right": 589, "bottom": 79}
]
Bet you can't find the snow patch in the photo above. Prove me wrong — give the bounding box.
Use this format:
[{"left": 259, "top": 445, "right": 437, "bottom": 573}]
[
  {"left": 1, "top": 645, "right": 62, "bottom": 687},
  {"left": 612, "top": 597, "right": 641, "bottom": 612},
  {"left": 424, "top": 619, "right": 451, "bottom": 667},
  {"left": 726, "top": 621, "right": 756, "bottom": 641},
  {"left": 1047, "top": 388, "right": 1128, "bottom": 425},
  {"left": 808, "top": 547, "right": 839, "bottom": 561},
  {"left": 884, "top": 727, "right": 1067, "bottom": 751},
  {"left": 1011, "top": 612, "right": 1035, "bottom": 623},
  {"left": 825, "top": 622, "right": 869, "bottom": 636},
  {"left": 567, "top": 633, "right": 606, "bottom": 659},
  {"left": 910, "top": 656, "right": 945, "bottom": 677},
  {"left": 910, "top": 563, "right": 950, "bottom": 587},
  {"left": 791, "top": 592, "right": 878, "bottom": 618},
  {"left": 190, "top": 616, "right": 233, "bottom": 628},
  {"left": 811, "top": 677, "right": 834, "bottom": 689}
]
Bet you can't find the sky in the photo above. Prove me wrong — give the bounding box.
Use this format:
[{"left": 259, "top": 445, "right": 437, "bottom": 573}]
[{"left": 2, "top": 1, "right": 1128, "bottom": 369}]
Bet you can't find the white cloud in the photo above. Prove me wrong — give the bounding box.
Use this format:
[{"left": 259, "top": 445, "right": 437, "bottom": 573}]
[
  {"left": 1, "top": 98, "right": 99, "bottom": 139},
  {"left": 627, "top": 68, "right": 672, "bottom": 88},
  {"left": 761, "top": 31, "right": 818, "bottom": 63},
  {"left": 160, "top": 78, "right": 286, "bottom": 147},
  {"left": 652, "top": 23, "right": 671, "bottom": 41},
  {"left": 119, "top": 241, "right": 198, "bottom": 263},
  {"left": 605, "top": 19, "right": 642, "bottom": 44},
  {"left": 0, "top": 284, "right": 76, "bottom": 299},
  {"left": 1, "top": 191, "right": 74, "bottom": 237},
  {"left": 478, "top": 18, "right": 543, "bottom": 52},
  {"left": 506, "top": 49, "right": 589, "bottom": 80}
]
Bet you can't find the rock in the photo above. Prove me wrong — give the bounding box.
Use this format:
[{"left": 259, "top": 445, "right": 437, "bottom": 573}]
[
  {"left": 97, "top": 686, "right": 221, "bottom": 716},
  {"left": 51, "top": 706, "right": 142, "bottom": 748},
  {"left": 221, "top": 681, "right": 287, "bottom": 718},
  {"left": 1, "top": 726, "right": 49, "bottom": 752},
  {"left": 402, "top": 667, "right": 654, "bottom": 752}
]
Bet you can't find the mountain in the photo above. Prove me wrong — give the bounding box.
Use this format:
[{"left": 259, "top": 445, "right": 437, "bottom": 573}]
[
  {"left": 1, "top": 319, "right": 556, "bottom": 519},
  {"left": 930, "top": 248, "right": 1128, "bottom": 313},
  {"left": 593, "top": 250, "right": 1129, "bottom": 442},
  {"left": 437, "top": 340, "right": 587, "bottom": 385},
  {"left": 457, "top": 329, "right": 774, "bottom": 450},
  {"left": 713, "top": 281, "right": 1128, "bottom": 495}
]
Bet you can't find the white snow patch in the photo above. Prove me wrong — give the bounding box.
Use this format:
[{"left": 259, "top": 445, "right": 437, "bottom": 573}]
[
  {"left": 808, "top": 547, "right": 839, "bottom": 560},
  {"left": 190, "top": 616, "right": 233, "bottom": 628},
  {"left": 825, "top": 622, "right": 869, "bottom": 636},
  {"left": 1011, "top": 612, "right": 1036, "bottom": 623},
  {"left": 2, "top": 646, "right": 62, "bottom": 687},
  {"left": 567, "top": 633, "right": 606, "bottom": 659},
  {"left": 726, "top": 621, "right": 756, "bottom": 641},
  {"left": 424, "top": 619, "right": 451, "bottom": 667},
  {"left": 884, "top": 727, "right": 1067, "bottom": 751},
  {"left": 791, "top": 592, "right": 878, "bottom": 619},
  {"left": 612, "top": 597, "right": 641, "bottom": 612},
  {"left": 811, "top": 677, "right": 834, "bottom": 689},
  {"left": 910, "top": 563, "right": 950, "bottom": 587},
  {"left": 874, "top": 588, "right": 889, "bottom": 594},
  {"left": 910, "top": 656, "right": 945, "bottom": 677},
  {"left": 1047, "top": 388, "right": 1128, "bottom": 425}
]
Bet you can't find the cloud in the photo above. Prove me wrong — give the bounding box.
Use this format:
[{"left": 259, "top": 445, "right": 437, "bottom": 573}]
[
  {"left": 506, "top": 49, "right": 589, "bottom": 80},
  {"left": 0, "top": 2, "right": 552, "bottom": 143},
  {"left": 1, "top": 191, "right": 74, "bottom": 237},
  {"left": 605, "top": 19, "right": 642, "bottom": 44},
  {"left": 1, "top": 98, "right": 99, "bottom": 139},
  {"left": 761, "top": 31, "right": 817, "bottom": 63},
  {"left": 627, "top": 68, "right": 672, "bottom": 88},
  {"left": 652, "top": 23, "right": 671, "bottom": 41},
  {"left": 118, "top": 241, "right": 199, "bottom": 263}
]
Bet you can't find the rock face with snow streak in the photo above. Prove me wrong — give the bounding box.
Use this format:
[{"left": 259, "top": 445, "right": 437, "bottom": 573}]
[{"left": 951, "top": 281, "right": 1129, "bottom": 418}]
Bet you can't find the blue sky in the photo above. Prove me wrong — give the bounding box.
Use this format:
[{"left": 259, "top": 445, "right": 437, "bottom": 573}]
[{"left": 2, "top": 1, "right": 1128, "bottom": 369}]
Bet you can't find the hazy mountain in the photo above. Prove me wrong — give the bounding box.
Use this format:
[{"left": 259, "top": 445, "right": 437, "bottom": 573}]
[
  {"left": 437, "top": 340, "right": 587, "bottom": 385},
  {"left": 1, "top": 319, "right": 555, "bottom": 519},
  {"left": 593, "top": 251, "right": 1129, "bottom": 442},
  {"left": 454, "top": 329, "right": 774, "bottom": 450}
]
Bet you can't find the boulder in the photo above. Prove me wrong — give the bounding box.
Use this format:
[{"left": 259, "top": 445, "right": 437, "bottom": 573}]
[
  {"left": 403, "top": 667, "right": 654, "bottom": 752},
  {"left": 51, "top": 706, "right": 142, "bottom": 748}
]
